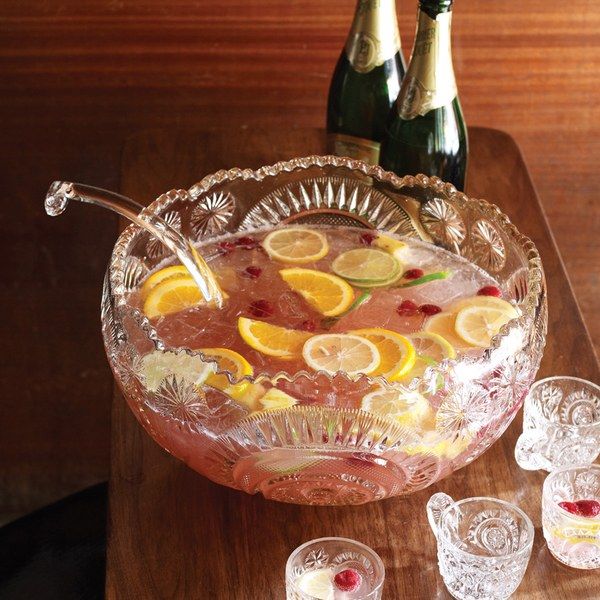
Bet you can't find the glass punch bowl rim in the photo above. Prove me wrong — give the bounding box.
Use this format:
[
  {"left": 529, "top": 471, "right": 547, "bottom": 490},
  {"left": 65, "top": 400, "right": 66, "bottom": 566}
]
[{"left": 107, "top": 155, "right": 545, "bottom": 390}]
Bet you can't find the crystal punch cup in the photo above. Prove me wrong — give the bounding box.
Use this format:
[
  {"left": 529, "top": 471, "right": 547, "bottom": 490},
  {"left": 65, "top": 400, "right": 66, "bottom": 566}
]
[
  {"left": 427, "top": 493, "right": 534, "bottom": 600},
  {"left": 542, "top": 464, "right": 600, "bottom": 570},
  {"left": 285, "top": 537, "right": 384, "bottom": 600},
  {"left": 515, "top": 376, "right": 600, "bottom": 472}
]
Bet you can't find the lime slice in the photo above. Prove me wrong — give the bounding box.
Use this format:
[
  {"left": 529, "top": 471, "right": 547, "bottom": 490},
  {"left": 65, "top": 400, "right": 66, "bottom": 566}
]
[
  {"left": 332, "top": 248, "right": 401, "bottom": 283},
  {"left": 139, "top": 350, "right": 216, "bottom": 392}
]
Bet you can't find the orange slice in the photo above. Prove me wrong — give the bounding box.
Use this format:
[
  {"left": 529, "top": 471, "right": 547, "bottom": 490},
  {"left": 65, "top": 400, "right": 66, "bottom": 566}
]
[
  {"left": 350, "top": 328, "right": 416, "bottom": 381},
  {"left": 279, "top": 268, "right": 354, "bottom": 317},
  {"left": 237, "top": 317, "right": 313, "bottom": 358}
]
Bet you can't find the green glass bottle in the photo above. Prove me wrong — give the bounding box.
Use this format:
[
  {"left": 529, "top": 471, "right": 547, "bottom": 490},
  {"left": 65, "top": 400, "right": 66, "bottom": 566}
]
[
  {"left": 327, "top": 0, "right": 406, "bottom": 165},
  {"left": 379, "top": 0, "right": 468, "bottom": 190}
]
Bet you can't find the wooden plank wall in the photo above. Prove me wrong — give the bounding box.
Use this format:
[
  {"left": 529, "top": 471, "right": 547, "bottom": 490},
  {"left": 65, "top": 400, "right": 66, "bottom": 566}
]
[{"left": 1, "top": 0, "right": 598, "bottom": 522}]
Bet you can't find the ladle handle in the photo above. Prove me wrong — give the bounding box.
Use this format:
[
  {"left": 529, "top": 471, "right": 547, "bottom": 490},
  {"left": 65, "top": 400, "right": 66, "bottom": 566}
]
[{"left": 45, "top": 181, "right": 223, "bottom": 307}]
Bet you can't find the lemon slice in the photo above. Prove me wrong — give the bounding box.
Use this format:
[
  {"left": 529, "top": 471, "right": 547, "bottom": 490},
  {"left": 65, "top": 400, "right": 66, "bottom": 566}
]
[
  {"left": 199, "top": 348, "right": 253, "bottom": 400},
  {"left": 450, "top": 294, "right": 520, "bottom": 318},
  {"left": 455, "top": 303, "right": 516, "bottom": 348},
  {"left": 279, "top": 268, "right": 354, "bottom": 317},
  {"left": 238, "top": 317, "right": 313, "bottom": 358},
  {"left": 403, "top": 430, "right": 472, "bottom": 459},
  {"left": 256, "top": 388, "right": 298, "bottom": 411},
  {"left": 139, "top": 350, "right": 216, "bottom": 392},
  {"left": 361, "top": 388, "right": 432, "bottom": 428},
  {"left": 302, "top": 334, "right": 380, "bottom": 376},
  {"left": 350, "top": 328, "right": 416, "bottom": 381},
  {"left": 143, "top": 275, "right": 204, "bottom": 318},
  {"left": 373, "top": 233, "right": 407, "bottom": 260},
  {"left": 424, "top": 312, "right": 475, "bottom": 348},
  {"left": 140, "top": 265, "right": 189, "bottom": 300},
  {"left": 296, "top": 568, "right": 334, "bottom": 600},
  {"left": 332, "top": 248, "right": 401, "bottom": 283},
  {"left": 262, "top": 228, "right": 329, "bottom": 264},
  {"left": 406, "top": 332, "right": 456, "bottom": 378}
]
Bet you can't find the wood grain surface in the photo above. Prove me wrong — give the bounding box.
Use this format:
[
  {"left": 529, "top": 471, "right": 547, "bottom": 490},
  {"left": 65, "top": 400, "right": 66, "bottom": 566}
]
[
  {"left": 105, "top": 127, "right": 600, "bottom": 599},
  {"left": 2, "top": 0, "right": 599, "bottom": 525}
]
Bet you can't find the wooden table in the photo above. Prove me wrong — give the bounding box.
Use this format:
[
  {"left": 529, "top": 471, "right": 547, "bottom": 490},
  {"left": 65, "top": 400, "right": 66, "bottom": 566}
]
[{"left": 106, "top": 127, "right": 599, "bottom": 599}]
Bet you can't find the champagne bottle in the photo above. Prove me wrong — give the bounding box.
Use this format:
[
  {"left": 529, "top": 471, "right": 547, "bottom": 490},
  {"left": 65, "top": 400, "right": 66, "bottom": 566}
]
[
  {"left": 327, "top": 0, "right": 406, "bottom": 165},
  {"left": 379, "top": 0, "right": 468, "bottom": 190}
]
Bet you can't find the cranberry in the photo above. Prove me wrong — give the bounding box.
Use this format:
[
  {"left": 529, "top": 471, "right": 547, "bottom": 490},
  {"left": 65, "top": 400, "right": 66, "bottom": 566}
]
[
  {"left": 477, "top": 285, "right": 502, "bottom": 297},
  {"left": 360, "top": 232, "right": 376, "bottom": 246},
  {"left": 403, "top": 268, "right": 424, "bottom": 280},
  {"left": 558, "top": 501, "right": 580, "bottom": 516},
  {"left": 298, "top": 319, "right": 316, "bottom": 332},
  {"left": 243, "top": 265, "right": 262, "bottom": 279},
  {"left": 419, "top": 303, "right": 442, "bottom": 316},
  {"left": 397, "top": 299, "right": 419, "bottom": 316},
  {"left": 217, "top": 241, "right": 236, "bottom": 254},
  {"left": 334, "top": 569, "right": 362, "bottom": 592},
  {"left": 558, "top": 499, "right": 600, "bottom": 517},
  {"left": 248, "top": 300, "right": 274, "bottom": 318},
  {"left": 576, "top": 500, "right": 600, "bottom": 517},
  {"left": 236, "top": 236, "right": 258, "bottom": 249}
]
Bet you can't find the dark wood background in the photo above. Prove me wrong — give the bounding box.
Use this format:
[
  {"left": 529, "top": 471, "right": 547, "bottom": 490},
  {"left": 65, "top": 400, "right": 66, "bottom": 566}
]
[{"left": 1, "top": 0, "right": 598, "bottom": 524}]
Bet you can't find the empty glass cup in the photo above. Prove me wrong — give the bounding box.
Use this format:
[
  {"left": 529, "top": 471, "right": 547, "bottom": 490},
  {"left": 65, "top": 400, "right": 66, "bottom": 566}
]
[
  {"left": 285, "top": 537, "right": 385, "bottom": 599},
  {"left": 514, "top": 376, "right": 600, "bottom": 472},
  {"left": 542, "top": 464, "right": 600, "bottom": 570},
  {"left": 427, "top": 493, "right": 534, "bottom": 600}
]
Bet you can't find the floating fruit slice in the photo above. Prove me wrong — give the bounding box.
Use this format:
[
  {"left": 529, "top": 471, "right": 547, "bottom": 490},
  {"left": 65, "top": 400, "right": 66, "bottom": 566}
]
[
  {"left": 199, "top": 347, "right": 253, "bottom": 400},
  {"left": 423, "top": 312, "right": 474, "bottom": 348},
  {"left": 139, "top": 350, "right": 216, "bottom": 392},
  {"left": 302, "top": 334, "right": 380, "bottom": 376},
  {"left": 373, "top": 233, "right": 407, "bottom": 260},
  {"left": 454, "top": 303, "right": 516, "bottom": 348},
  {"left": 237, "top": 317, "right": 313, "bottom": 358},
  {"left": 262, "top": 227, "right": 329, "bottom": 264},
  {"left": 406, "top": 332, "right": 456, "bottom": 378},
  {"left": 296, "top": 568, "right": 334, "bottom": 600},
  {"left": 332, "top": 248, "right": 401, "bottom": 283},
  {"left": 403, "top": 430, "right": 472, "bottom": 459},
  {"left": 140, "top": 265, "right": 190, "bottom": 300},
  {"left": 279, "top": 268, "right": 354, "bottom": 317},
  {"left": 256, "top": 388, "right": 298, "bottom": 411},
  {"left": 361, "top": 388, "right": 432, "bottom": 428},
  {"left": 350, "top": 328, "right": 416, "bottom": 381},
  {"left": 449, "top": 294, "right": 519, "bottom": 318},
  {"left": 143, "top": 275, "right": 204, "bottom": 318},
  {"left": 351, "top": 271, "right": 403, "bottom": 288}
]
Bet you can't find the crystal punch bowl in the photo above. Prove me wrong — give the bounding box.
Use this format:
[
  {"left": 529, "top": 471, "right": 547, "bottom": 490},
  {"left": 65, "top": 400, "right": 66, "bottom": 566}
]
[{"left": 103, "top": 156, "right": 547, "bottom": 505}]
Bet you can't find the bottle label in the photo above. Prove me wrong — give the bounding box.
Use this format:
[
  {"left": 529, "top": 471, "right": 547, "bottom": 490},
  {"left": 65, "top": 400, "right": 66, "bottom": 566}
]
[
  {"left": 345, "top": 0, "right": 401, "bottom": 74},
  {"left": 398, "top": 10, "right": 457, "bottom": 119},
  {"left": 328, "top": 133, "right": 381, "bottom": 164}
]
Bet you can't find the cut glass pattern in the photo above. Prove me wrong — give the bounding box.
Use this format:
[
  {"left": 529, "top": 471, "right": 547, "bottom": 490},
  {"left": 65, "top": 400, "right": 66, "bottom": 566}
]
[
  {"left": 190, "top": 191, "right": 236, "bottom": 236},
  {"left": 240, "top": 177, "right": 416, "bottom": 235},
  {"left": 470, "top": 219, "right": 506, "bottom": 273},
  {"left": 419, "top": 197, "right": 466, "bottom": 249}
]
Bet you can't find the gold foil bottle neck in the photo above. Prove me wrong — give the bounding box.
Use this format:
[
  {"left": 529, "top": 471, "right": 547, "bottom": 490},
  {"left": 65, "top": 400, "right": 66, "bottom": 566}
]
[
  {"left": 345, "top": 0, "right": 401, "bottom": 74},
  {"left": 398, "top": 10, "right": 457, "bottom": 119}
]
